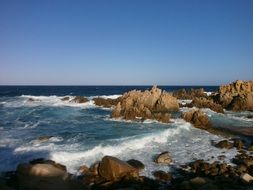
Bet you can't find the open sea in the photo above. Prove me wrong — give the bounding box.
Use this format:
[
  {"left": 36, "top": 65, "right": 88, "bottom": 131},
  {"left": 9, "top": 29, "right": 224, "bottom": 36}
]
[{"left": 0, "top": 86, "right": 252, "bottom": 177}]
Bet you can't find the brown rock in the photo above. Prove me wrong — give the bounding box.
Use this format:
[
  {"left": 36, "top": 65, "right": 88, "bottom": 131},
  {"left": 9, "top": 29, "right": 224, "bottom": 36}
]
[
  {"left": 72, "top": 96, "right": 88, "bottom": 103},
  {"left": 79, "top": 165, "right": 90, "bottom": 174},
  {"left": 241, "top": 173, "right": 253, "bottom": 183},
  {"left": 153, "top": 170, "right": 172, "bottom": 182},
  {"left": 173, "top": 88, "right": 207, "bottom": 99},
  {"left": 189, "top": 97, "right": 224, "bottom": 113},
  {"left": 126, "top": 159, "right": 145, "bottom": 172},
  {"left": 37, "top": 136, "right": 53, "bottom": 142},
  {"left": 214, "top": 140, "right": 233, "bottom": 149},
  {"left": 154, "top": 151, "right": 172, "bottom": 164},
  {"left": 98, "top": 156, "right": 138, "bottom": 181},
  {"left": 153, "top": 113, "right": 171, "bottom": 123},
  {"left": 182, "top": 109, "right": 211, "bottom": 129},
  {"left": 61, "top": 97, "right": 70, "bottom": 101},
  {"left": 190, "top": 177, "right": 207, "bottom": 186},
  {"left": 89, "top": 162, "right": 100, "bottom": 176},
  {"left": 93, "top": 97, "right": 121, "bottom": 108},
  {"left": 28, "top": 98, "right": 35, "bottom": 102}
]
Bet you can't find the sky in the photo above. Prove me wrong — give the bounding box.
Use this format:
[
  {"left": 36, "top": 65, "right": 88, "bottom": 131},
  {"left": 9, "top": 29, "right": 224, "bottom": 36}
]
[{"left": 0, "top": 0, "right": 252, "bottom": 85}]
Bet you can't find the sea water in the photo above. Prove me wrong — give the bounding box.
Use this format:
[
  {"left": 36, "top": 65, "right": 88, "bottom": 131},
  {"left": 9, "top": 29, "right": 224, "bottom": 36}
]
[{"left": 0, "top": 86, "right": 252, "bottom": 177}]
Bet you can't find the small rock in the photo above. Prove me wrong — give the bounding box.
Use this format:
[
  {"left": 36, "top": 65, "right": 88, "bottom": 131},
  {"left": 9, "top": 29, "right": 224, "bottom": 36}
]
[
  {"left": 214, "top": 140, "right": 233, "bottom": 149},
  {"left": 79, "top": 165, "right": 90, "bottom": 174},
  {"left": 154, "top": 151, "right": 172, "bottom": 164},
  {"left": 126, "top": 159, "right": 145, "bottom": 172},
  {"left": 61, "top": 97, "right": 70, "bottom": 101},
  {"left": 241, "top": 173, "right": 253, "bottom": 183},
  {"left": 37, "top": 136, "right": 53, "bottom": 142},
  {"left": 153, "top": 170, "right": 172, "bottom": 182},
  {"left": 72, "top": 96, "right": 88, "bottom": 103},
  {"left": 217, "top": 155, "right": 226, "bottom": 160},
  {"left": 190, "top": 177, "right": 207, "bottom": 186},
  {"left": 89, "top": 162, "right": 100, "bottom": 176}
]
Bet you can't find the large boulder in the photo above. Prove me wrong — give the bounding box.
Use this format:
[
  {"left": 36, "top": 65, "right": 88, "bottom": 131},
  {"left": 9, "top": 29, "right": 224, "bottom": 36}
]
[
  {"left": 98, "top": 156, "right": 138, "bottom": 181},
  {"left": 111, "top": 86, "right": 179, "bottom": 123},
  {"left": 213, "top": 80, "right": 253, "bottom": 111},
  {"left": 182, "top": 109, "right": 211, "bottom": 129},
  {"left": 189, "top": 97, "right": 224, "bottom": 113},
  {"left": 16, "top": 162, "right": 83, "bottom": 190},
  {"left": 173, "top": 88, "right": 207, "bottom": 100}
]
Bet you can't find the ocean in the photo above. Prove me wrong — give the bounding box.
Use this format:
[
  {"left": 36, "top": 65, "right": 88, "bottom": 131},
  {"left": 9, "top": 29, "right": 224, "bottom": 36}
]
[{"left": 0, "top": 86, "right": 252, "bottom": 177}]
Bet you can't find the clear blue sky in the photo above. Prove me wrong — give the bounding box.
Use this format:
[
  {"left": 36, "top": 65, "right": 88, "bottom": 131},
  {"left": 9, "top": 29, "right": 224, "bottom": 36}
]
[{"left": 0, "top": 0, "right": 252, "bottom": 85}]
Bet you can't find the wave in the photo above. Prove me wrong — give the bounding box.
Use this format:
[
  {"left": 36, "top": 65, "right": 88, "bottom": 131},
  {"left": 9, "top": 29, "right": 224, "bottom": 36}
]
[{"left": 89, "top": 94, "right": 122, "bottom": 100}]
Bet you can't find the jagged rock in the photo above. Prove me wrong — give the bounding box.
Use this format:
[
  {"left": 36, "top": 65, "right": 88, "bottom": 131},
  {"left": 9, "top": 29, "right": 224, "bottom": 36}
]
[
  {"left": 213, "top": 80, "right": 253, "bottom": 111},
  {"left": 93, "top": 97, "right": 121, "bottom": 108},
  {"left": 153, "top": 170, "right": 172, "bottom": 182},
  {"left": 126, "top": 159, "right": 145, "bottom": 172},
  {"left": 173, "top": 88, "right": 207, "bottom": 99},
  {"left": 72, "top": 96, "right": 89, "bottom": 103},
  {"left": 111, "top": 86, "right": 178, "bottom": 123},
  {"left": 154, "top": 151, "right": 172, "bottom": 164},
  {"left": 182, "top": 109, "right": 211, "bottom": 129},
  {"left": 189, "top": 97, "right": 224, "bottom": 113},
  {"left": 214, "top": 140, "right": 233, "bottom": 149},
  {"left": 98, "top": 156, "right": 138, "bottom": 181}
]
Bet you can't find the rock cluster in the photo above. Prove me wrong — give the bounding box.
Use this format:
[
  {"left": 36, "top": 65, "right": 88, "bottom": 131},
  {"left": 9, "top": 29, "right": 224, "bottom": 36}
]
[
  {"left": 182, "top": 109, "right": 211, "bottom": 129},
  {"left": 189, "top": 97, "right": 224, "bottom": 113},
  {"left": 172, "top": 88, "right": 207, "bottom": 99},
  {"left": 71, "top": 96, "right": 89, "bottom": 103},
  {"left": 93, "top": 97, "right": 121, "bottom": 108},
  {"left": 213, "top": 80, "right": 253, "bottom": 111},
  {"left": 112, "top": 86, "right": 179, "bottom": 123}
]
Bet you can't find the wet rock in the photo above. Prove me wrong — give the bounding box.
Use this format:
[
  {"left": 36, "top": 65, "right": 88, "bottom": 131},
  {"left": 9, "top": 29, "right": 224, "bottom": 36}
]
[
  {"left": 182, "top": 109, "right": 211, "bottom": 129},
  {"left": 126, "top": 159, "right": 145, "bottom": 172},
  {"left": 241, "top": 173, "right": 253, "bottom": 183},
  {"left": 111, "top": 86, "right": 179, "bottom": 123},
  {"left": 89, "top": 162, "right": 100, "bottom": 176},
  {"left": 153, "top": 170, "right": 172, "bottom": 182},
  {"left": 29, "top": 158, "right": 67, "bottom": 171},
  {"left": 98, "top": 156, "right": 138, "bottom": 181},
  {"left": 217, "top": 155, "right": 226, "bottom": 160},
  {"left": 37, "top": 136, "right": 53, "bottom": 142},
  {"left": 154, "top": 151, "right": 172, "bottom": 164},
  {"left": 79, "top": 165, "right": 90, "bottom": 174},
  {"left": 61, "top": 97, "right": 70, "bottom": 101},
  {"left": 190, "top": 177, "right": 207, "bottom": 186},
  {"left": 214, "top": 140, "right": 233, "bottom": 149},
  {"left": 173, "top": 88, "right": 207, "bottom": 99},
  {"left": 189, "top": 97, "right": 224, "bottom": 113},
  {"left": 93, "top": 97, "right": 121, "bottom": 108},
  {"left": 233, "top": 139, "right": 244, "bottom": 150},
  {"left": 72, "top": 96, "right": 88, "bottom": 103},
  {"left": 28, "top": 98, "right": 35, "bottom": 102}
]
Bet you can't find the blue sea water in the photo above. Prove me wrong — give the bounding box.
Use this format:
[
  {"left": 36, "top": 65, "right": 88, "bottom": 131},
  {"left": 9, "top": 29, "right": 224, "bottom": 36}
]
[{"left": 0, "top": 86, "right": 252, "bottom": 177}]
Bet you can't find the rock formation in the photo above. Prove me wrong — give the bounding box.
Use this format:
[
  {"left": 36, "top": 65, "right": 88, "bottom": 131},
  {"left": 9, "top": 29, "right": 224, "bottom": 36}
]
[
  {"left": 93, "top": 97, "right": 121, "bottom": 108},
  {"left": 182, "top": 109, "right": 211, "bottom": 129},
  {"left": 213, "top": 80, "right": 253, "bottom": 111},
  {"left": 189, "top": 97, "right": 224, "bottom": 113},
  {"left": 71, "top": 96, "right": 89, "bottom": 103},
  {"left": 173, "top": 88, "right": 207, "bottom": 99},
  {"left": 111, "top": 86, "right": 179, "bottom": 123}
]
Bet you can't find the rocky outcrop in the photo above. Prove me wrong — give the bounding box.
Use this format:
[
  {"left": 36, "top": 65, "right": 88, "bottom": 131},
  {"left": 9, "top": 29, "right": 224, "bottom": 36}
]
[
  {"left": 173, "top": 88, "right": 207, "bottom": 99},
  {"left": 93, "top": 97, "right": 121, "bottom": 108},
  {"left": 189, "top": 97, "right": 224, "bottom": 113},
  {"left": 16, "top": 161, "right": 83, "bottom": 190},
  {"left": 72, "top": 96, "right": 89, "bottom": 103},
  {"left": 213, "top": 80, "right": 253, "bottom": 111},
  {"left": 182, "top": 109, "right": 211, "bottom": 129},
  {"left": 98, "top": 156, "right": 138, "bottom": 181},
  {"left": 111, "top": 86, "right": 179, "bottom": 123}
]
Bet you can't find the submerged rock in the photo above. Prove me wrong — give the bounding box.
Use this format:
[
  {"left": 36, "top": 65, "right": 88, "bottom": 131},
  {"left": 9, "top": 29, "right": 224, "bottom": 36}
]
[
  {"left": 182, "top": 109, "right": 211, "bottom": 129},
  {"left": 111, "top": 86, "right": 179, "bottom": 123},
  {"left": 93, "top": 97, "right": 121, "bottom": 108},
  {"left": 72, "top": 96, "right": 89, "bottom": 103}
]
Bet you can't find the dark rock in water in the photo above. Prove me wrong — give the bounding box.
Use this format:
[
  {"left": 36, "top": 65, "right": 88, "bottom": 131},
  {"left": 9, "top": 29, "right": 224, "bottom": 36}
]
[
  {"left": 172, "top": 88, "right": 207, "bottom": 100},
  {"left": 98, "top": 156, "right": 138, "bottom": 181},
  {"left": 93, "top": 97, "right": 121, "bottom": 108},
  {"left": 126, "top": 159, "right": 145, "bottom": 172},
  {"left": 28, "top": 98, "right": 35, "bottom": 102},
  {"left": 153, "top": 170, "right": 172, "bottom": 182},
  {"left": 111, "top": 86, "right": 179, "bottom": 123},
  {"left": 189, "top": 97, "right": 224, "bottom": 113},
  {"left": 247, "top": 115, "right": 253, "bottom": 119},
  {"left": 217, "top": 155, "right": 226, "bottom": 160},
  {"left": 37, "top": 136, "right": 53, "bottom": 142},
  {"left": 154, "top": 151, "right": 172, "bottom": 164},
  {"left": 89, "top": 162, "right": 100, "bottom": 176},
  {"left": 233, "top": 139, "right": 245, "bottom": 150},
  {"left": 61, "top": 97, "right": 70, "bottom": 101},
  {"left": 182, "top": 109, "right": 211, "bottom": 129},
  {"left": 214, "top": 140, "right": 233, "bottom": 149},
  {"left": 79, "top": 165, "right": 90, "bottom": 175},
  {"left": 72, "top": 96, "right": 89, "bottom": 103}
]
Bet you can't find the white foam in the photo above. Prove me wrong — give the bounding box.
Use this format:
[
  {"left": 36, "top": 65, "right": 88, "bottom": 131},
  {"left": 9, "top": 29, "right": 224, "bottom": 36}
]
[
  {"left": 178, "top": 99, "right": 192, "bottom": 105},
  {"left": 204, "top": 91, "right": 213, "bottom": 96},
  {"left": 89, "top": 94, "right": 122, "bottom": 100}
]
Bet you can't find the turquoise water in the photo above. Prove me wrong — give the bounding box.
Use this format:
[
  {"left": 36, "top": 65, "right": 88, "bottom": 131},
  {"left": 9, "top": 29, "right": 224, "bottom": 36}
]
[{"left": 0, "top": 86, "right": 252, "bottom": 177}]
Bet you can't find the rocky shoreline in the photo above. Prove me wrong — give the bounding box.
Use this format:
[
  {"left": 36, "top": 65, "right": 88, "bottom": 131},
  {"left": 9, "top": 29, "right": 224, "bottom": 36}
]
[{"left": 2, "top": 80, "right": 253, "bottom": 189}]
